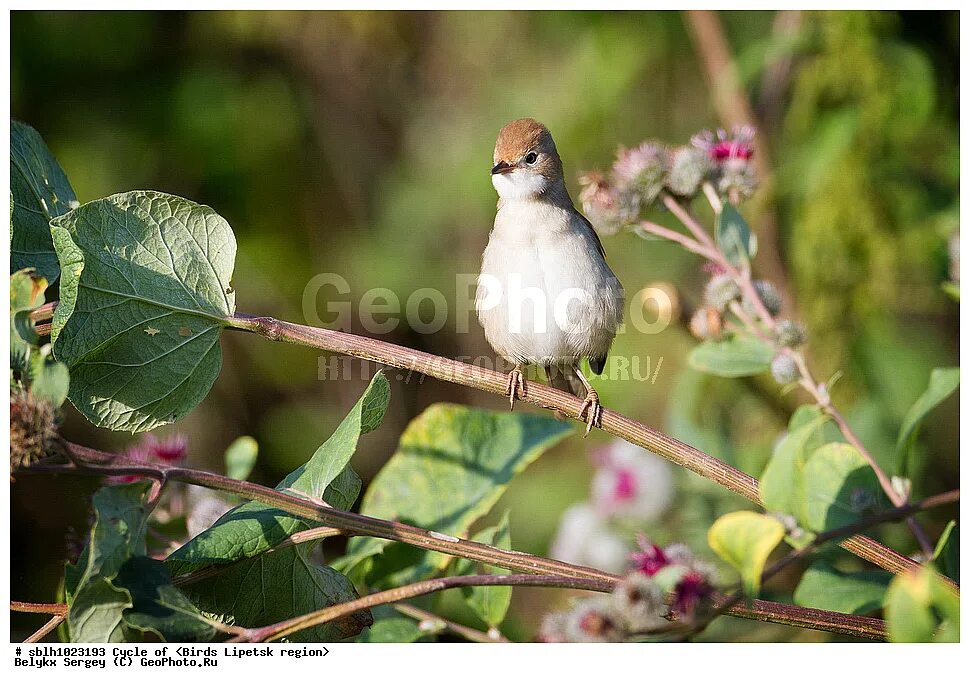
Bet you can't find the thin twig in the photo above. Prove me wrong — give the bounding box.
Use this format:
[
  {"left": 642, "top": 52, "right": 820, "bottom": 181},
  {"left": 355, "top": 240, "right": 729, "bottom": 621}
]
[
  {"left": 637, "top": 220, "right": 719, "bottom": 259},
  {"left": 25, "top": 615, "right": 66, "bottom": 643},
  {"left": 393, "top": 603, "right": 510, "bottom": 643}
]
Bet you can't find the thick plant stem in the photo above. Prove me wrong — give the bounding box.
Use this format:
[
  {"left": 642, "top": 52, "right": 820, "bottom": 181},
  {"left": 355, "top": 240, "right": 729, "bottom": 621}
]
[
  {"left": 222, "top": 314, "right": 945, "bottom": 587},
  {"left": 24, "top": 451, "right": 895, "bottom": 637}
]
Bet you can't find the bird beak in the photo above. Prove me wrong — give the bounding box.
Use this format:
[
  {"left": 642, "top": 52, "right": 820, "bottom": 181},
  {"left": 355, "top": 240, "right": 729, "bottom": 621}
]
[{"left": 491, "top": 161, "right": 514, "bottom": 175}]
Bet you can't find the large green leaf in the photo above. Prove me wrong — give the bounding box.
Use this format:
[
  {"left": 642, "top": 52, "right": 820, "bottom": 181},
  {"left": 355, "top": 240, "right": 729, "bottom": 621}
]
[
  {"left": 687, "top": 334, "right": 774, "bottom": 378},
  {"left": 50, "top": 190, "right": 237, "bottom": 432},
  {"left": 793, "top": 561, "right": 891, "bottom": 614},
  {"left": 341, "top": 405, "right": 571, "bottom": 587},
  {"left": 10, "top": 121, "right": 78, "bottom": 281},
  {"left": 895, "top": 367, "right": 959, "bottom": 476},
  {"left": 180, "top": 544, "right": 369, "bottom": 642},
  {"left": 708, "top": 511, "right": 784, "bottom": 597},
  {"left": 453, "top": 511, "right": 513, "bottom": 628},
  {"left": 716, "top": 203, "right": 757, "bottom": 267},
  {"left": 760, "top": 412, "right": 828, "bottom": 523},
  {"left": 167, "top": 372, "right": 389, "bottom": 574},
  {"left": 803, "top": 443, "right": 885, "bottom": 532}
]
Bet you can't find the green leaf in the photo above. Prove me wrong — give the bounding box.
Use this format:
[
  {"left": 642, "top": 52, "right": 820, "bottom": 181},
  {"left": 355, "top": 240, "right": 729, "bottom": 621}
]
[
  {"left": 357, "top": 606, "right": 430, "bottom": 643},
  {"left": 803, "top": 443, "right": 884, "bottom": 532},
  {"left": 9, "top": 268, "right": 47, "bottom": 373},
  {"left": 884, "top": 568, "right": 960, "bottom": 643},
  {"left": 793, "top": 561, "right": 891, "bottom": 614},
  {"left": 29, "top": 345, "right": 70, "bottom": 407},
  {"left": 895, "top": 367, "right": 959, "bottom": 476},
  {"left": 688, "top": 334, "right": 774, "bottom": 378},
  {"left": 181, "top": 543, "right": 370, "bottom": 642},
  {"left": 933, "top": 521, "right": 959, "bottom": 582},
  {"left": 115, "top": 557, "right": 216, "bottom": 642},
  {"left": 708, "top": 511, "right": 784, "bottom": 597},
  {"left": 342, "top": 405, "right": 571, "bottom": 587},
  {"left": 454, "top": 511, "right": 513, "bottom": 628},
  {"left": 760, "top": 408, "right": 841, "bottom": 533},
  {"left": 716, "top": 203, "right": 757, "bottom": 267},
  {"left": 224, "top": 436, "right": 258, "bottom": 481},
  {"left": 10, "top": 121, "right": 78, "bottom": 281},
  {"left": 49, "top": 190, "right": 237, "bottom": 433},
  {"left": 167, "top": 372, "right": 389, "bottom": 574}
]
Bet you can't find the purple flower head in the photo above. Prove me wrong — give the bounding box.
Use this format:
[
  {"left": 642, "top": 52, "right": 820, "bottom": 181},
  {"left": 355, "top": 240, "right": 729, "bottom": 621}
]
[
  {"left": 692, "top": 126, "right": 755, "bottom": 163},
  {"left": 612, "top": 142, "right": 667, "bottom": 186},
  {"left": 672, "top": 571, "right": 713, "bottom": 617},
  {"left": 109, "top": 432, "right": 189, "bottom": 484},
  {"left": 631, "top": 537, "right": 670, "bottom": 577}
]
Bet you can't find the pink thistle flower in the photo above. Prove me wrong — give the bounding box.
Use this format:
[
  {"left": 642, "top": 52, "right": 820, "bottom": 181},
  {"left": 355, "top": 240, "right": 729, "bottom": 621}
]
[
  {"left": 631, "top": 538, "right": 670, "bottom": 577},
  {"left": 671, "top": 571, "right": 712, "bottom": 617},
  {"left": 692, "top": 126, "right": 755, "bottom": 162},
  {"left": 612, "top": 142, "right": 666, "bottom": 186},
  {"left": 148, "top": 434, "right": 188, "bottom": 463},
  {"left": 108, "top": 432, "right": 188, "bottom": 484}
]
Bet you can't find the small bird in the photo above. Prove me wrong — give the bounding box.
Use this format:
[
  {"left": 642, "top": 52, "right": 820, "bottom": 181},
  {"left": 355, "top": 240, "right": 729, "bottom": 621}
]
[{"left": 477, "top": 118, "right": 624, "bottom": 434}]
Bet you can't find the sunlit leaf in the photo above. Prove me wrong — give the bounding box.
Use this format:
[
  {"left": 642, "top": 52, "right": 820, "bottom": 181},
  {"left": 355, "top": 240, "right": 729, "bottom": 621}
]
[
  {"left": 688, "top": 334, "right": 774, "bottom": 378},
  {"left": 50, "top": 191, "right": 237, "bottom": 432},
  {"left": 708, "top": 511, "right": 784, "bottom": 597}
]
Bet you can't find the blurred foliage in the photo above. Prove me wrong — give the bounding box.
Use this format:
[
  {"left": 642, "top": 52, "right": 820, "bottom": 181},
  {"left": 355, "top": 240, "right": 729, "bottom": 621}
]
[{"left": 10, "top": 10, "right": 958, "bottom": 642}]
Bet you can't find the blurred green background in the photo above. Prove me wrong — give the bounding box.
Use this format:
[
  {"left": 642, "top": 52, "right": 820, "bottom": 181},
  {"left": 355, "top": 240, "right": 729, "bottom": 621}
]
[{"left": 11, "top": 10, "right": 959, "bottom": 642}]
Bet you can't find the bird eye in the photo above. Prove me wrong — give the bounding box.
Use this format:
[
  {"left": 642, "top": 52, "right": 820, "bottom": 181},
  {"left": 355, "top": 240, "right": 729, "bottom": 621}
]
[{"left": 524, "top": 152, "right": 538, "bottom": 165}]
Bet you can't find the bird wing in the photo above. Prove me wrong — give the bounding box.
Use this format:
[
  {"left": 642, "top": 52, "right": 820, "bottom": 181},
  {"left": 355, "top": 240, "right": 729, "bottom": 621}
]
[{"left": 575, "top": 211, "right": 607, "bottom": 259}]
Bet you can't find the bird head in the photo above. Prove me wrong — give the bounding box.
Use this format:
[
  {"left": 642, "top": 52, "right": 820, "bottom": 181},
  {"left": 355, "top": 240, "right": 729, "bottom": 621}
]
[{"left": 491, "top": 118, "right": 564, "bottom": 200}]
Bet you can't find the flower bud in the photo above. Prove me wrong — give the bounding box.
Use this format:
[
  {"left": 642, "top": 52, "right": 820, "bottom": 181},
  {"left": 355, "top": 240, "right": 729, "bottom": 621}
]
[
  {"left": 566, "top": 597, "right": 625, "bottom": 643},
  {"left": 744, "top": 280, "right": 783, "bottom": 317},
  {"left": 689, "top": 306, "right": 723, "bottom": 341},
  {"left": 611, "top": 573, "right": 666, "bottom": 633},
  {"left": 666, "top": 146, "right": 712, "bottom": 197},
  {"left": 612, "top": 142, "right": 668, "bottom": 207},
  {"left": 770, "top": 353, "right": 800, "bottom": 384},
  {"left": 775, "top": 319, "right": 807, "bottom": 348},
  {"left": 703, "top": 273, "right": 741, "bottom": 311}
]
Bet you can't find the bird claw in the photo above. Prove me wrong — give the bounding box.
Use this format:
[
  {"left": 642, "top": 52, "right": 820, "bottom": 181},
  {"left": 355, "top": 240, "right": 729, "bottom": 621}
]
[
  {"left": 579, "top": 390, "right": 602, "bottom": 436},
  {"left": 505, "top": 367, "right": 526, "bottom": 411}
]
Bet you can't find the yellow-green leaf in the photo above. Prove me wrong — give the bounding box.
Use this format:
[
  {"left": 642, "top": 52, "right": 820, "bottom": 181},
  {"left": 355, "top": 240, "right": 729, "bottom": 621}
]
[{"left": 708, "top": 511, "right": 785, "bottom": 597}]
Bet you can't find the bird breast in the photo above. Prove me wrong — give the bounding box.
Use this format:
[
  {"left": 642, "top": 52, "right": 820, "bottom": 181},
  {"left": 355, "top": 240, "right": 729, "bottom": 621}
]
[{"left": 476, "top": 200, "right": 624, "bottom": 365}]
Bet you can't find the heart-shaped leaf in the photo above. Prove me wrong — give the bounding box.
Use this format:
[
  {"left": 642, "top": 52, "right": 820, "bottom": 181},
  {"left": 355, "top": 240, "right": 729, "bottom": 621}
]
[
  {"left": 10, "top": 121, "right": 78, "bottom": 281},
  {"left": 708, "top": 511, "right": 784, "bottom": 597},
  {"left": 803, "top": 443, "right": 885, "bottom": 532},
  {"left": 793, "top": 561, "right": 891, "bottom": 614},
  {"left": 50, "top": 191, "right": 237, "bottom": 432}
]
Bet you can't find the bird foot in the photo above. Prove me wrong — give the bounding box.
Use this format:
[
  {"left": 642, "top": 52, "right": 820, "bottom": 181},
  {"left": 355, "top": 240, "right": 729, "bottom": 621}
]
[
  {"left": 579, "top": 389, "right": 602, "bottom": 436},
  {"left": 505, "top": 367, "right": 526, "bottom": 411}
]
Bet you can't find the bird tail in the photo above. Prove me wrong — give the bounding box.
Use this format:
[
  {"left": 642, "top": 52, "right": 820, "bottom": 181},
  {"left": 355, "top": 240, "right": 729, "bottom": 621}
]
[{"left": 545, "top": 364, "right": 585, "bottom": 398}]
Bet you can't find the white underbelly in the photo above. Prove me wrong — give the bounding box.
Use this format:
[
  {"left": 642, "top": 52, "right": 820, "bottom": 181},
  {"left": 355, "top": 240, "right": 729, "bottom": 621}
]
[{"left": 477, "top": 228, "right": 622, "bottom": 365}]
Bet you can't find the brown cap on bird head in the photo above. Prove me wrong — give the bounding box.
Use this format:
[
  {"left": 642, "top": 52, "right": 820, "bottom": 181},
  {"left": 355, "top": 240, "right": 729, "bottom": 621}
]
[{"left": 492, "top": 118, "right": 563, "bottom": 181}]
